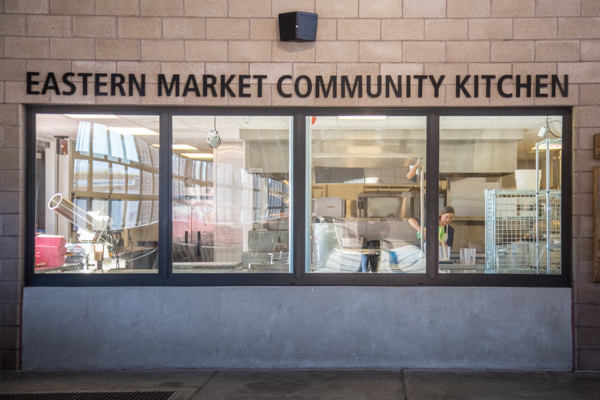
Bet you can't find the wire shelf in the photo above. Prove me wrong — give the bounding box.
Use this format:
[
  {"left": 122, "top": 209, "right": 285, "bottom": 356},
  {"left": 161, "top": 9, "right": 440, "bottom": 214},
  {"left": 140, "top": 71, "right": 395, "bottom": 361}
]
[{"left": 484, "top": 189, "right": 561, "bottom": 274}]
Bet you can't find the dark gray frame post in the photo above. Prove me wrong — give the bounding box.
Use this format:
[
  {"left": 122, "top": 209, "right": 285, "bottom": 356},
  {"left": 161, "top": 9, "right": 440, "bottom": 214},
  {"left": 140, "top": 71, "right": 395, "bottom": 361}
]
[
  {"left": 292, "top": 113, "right": 306, "bottom": 279},
  {"left": 158, "top": 112, "right": 172, "bottom": 279},
  {"left": 426, "top": 113, "right": 440, "bottom": 279},
  {"left": 24, "top": 108, "right": 37, "bottom": 286}
]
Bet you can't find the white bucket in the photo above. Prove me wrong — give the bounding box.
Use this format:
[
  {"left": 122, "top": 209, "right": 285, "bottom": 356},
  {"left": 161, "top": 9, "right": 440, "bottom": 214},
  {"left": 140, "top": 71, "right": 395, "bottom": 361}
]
[{"left": 515, "top": 170, "right": 541, "bottom": 190}]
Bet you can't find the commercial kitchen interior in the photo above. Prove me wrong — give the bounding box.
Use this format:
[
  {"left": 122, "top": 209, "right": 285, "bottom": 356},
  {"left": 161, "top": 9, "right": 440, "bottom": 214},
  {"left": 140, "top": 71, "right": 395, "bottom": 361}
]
[{"left": 34, "top": 113, "right": 562, "bottom": 275}]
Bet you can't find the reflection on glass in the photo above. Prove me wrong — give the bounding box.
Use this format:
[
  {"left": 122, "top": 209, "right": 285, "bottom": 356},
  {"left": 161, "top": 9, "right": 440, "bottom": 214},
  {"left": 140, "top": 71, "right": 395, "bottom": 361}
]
[
  {"left": 123, "top": 135, "right": 139, "bottom": 162},
  {"left": 124, "top": 200, "right": 139, "bottom": 229},
  {"left": 110, "top": 200, "right": 124, "bottom": 230},
  {"left": 438, "top": 115, "right": 562, "bottom": 275},
  {"left": 92, "top": 160, "right": 110, "bottom": 193},
  {"left": 109, "top": 130, "right": 124, "bottom": 159},
  {"left": 73, "top": 159, "right": 89, "bottom": 191},
  {"left": 137, "top": 139, "right": 152, "bottom": 166},
  {"left": 308, "top": 116, "right": 427, "bottom": 273},
  {"left": 150, "top": 145, "right": 159, "bottom": 168},
  {"left": 75, "top": 121, "right": 91, "bottom": 154},
  {"left": 139, "top": 200, "right": 152, "bottom": 226},
  {"left": 141, "top": 171, "right": 153, "bottom": 195},
  {"left": 112, "top": 163, "right": 126, "bottom": 194},
  {"left": 127, "top": 167, "right": 140, "bottom": 194},
  {"left": 92, "top": 124, "right": 109, "bottom": 156},
  {"left": 34, "top": 114, "right": 160, "bottom": 274},
  {"left": 172, "top": 115, "right": 291, "bottom": 273}
]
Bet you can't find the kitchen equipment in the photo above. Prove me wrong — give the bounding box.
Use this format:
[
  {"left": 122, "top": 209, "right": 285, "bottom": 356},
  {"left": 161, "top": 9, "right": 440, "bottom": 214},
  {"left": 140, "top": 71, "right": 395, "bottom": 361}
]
[
  {"left": 515, "top": 170, "right": 541, "bottom": 190},
  {"left": 357, "top": 192, "right": 420, "bottom": 219},
  {"left": 313, "top": 197, "right": 346, "bottom": 218},
  {"left": 484, "top": 189, "right": 561, "bottom": 274}
]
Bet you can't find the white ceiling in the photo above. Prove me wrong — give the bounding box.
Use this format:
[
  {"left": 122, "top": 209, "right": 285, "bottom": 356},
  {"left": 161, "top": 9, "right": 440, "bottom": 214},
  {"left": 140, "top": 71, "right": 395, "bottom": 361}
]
[{"left": 36, "top": 113, "right": 562, "bottom": 158}]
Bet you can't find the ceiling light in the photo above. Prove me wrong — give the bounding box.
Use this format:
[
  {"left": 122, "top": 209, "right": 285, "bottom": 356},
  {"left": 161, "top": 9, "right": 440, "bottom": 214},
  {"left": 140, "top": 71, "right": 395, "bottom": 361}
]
[
  {"left": 152, "top": 144, "right": 198, "bottom": 150},
  {"left": 64, "top": 114, "right": 119, "bottom": 119},
  {"left": 532, "top": 143, "right": 562, "bottom": 150},
  {"left": 338, "top": 116, "right": 387, "bottom": 120},
  {"left": 107, "top": 127, "right": 159, "bottom": 135},
  {"left": 181, "top": 153, "right": 214, "bottom": 159}
]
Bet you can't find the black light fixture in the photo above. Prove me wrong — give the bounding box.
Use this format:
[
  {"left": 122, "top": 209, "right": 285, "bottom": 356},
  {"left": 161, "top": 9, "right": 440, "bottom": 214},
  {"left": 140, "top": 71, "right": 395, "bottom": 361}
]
[
  {"left": 55, "top": 136, "right": 68, "bottom": 155},
  {"left": 278, "top": 12, "right": 318, "bottom": 42}
]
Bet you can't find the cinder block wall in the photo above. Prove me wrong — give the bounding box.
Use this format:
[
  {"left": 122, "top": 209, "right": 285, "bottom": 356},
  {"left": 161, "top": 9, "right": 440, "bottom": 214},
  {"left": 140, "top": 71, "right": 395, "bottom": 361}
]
[{"left": 1, "top": 0, "right": 599, "bottom": 370}]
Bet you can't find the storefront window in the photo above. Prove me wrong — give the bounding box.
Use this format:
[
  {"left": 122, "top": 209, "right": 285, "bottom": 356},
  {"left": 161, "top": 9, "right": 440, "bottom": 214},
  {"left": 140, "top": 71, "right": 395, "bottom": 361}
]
[
  {"left": 171, "top": 115, "right": 292, "bottom": 273},
  {"left": 439, "top": 116, "right": 562, "bottom": 275},
  {"left": 34, "top": 114, "right": 160, "bottom": 273},
  {"left": 307, "top": 116, "right": 427, "bottom": 273},
  {"left": 28, "top": 107, "right": 570, "bottom": 286}
]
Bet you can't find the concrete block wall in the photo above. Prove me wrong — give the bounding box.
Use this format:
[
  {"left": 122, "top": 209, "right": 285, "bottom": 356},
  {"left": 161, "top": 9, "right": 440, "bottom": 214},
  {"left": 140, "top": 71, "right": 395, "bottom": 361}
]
[{"left": 0, "top": 0, "right": 599, "bottom": 370}]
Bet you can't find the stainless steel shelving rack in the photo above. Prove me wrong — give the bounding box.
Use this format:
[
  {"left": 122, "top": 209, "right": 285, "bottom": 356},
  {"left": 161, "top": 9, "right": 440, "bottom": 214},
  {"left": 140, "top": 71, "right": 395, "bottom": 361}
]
[
  {"left": 484, "top": 189, "right": 560, "bottom": 274},
  {"left": 484, "top": 136, "right": 562, "bottom": 274}
]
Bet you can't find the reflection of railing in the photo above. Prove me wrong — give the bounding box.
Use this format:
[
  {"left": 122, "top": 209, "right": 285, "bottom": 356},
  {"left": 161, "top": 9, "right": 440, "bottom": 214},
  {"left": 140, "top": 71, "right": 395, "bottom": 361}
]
[
  {"left": 49, "top": 193, "right": 106, "bottom": 232},
  {"left": 48, "top": 193, "right": 118, "bottom": 248}
]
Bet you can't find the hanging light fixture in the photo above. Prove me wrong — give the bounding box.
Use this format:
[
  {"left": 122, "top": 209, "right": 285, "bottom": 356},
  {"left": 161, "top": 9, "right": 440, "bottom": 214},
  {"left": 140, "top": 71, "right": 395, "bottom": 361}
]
[
  {"left": 207, "top": 116, "right": 221, "bottom": 148},
  {"left": 538, "top": 117, "right": 561, "bottom": 139}
]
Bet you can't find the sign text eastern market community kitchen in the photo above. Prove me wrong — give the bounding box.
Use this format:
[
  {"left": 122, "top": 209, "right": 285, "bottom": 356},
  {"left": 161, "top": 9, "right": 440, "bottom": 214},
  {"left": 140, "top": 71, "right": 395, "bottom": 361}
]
[{"left": 26, "top": 72, "right": 569, "bottom": 99}]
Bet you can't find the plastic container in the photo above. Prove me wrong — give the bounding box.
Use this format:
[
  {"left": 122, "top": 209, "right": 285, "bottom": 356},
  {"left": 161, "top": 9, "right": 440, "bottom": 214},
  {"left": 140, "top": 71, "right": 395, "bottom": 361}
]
[
  {"left": 515, "top": 170, "right": 541, "bottom": 190},
  {"left": 439, "top": 245, "right": 451, "bottom": 261},
  {"left": 35, "top": 245, "right": 66, "bottom": 256},
  {"left": 35, "top": 254, "right": 66, "bottom": 267},
  {"left": 460, "top": 248, "right": 476, "bottom": 264},
  {"left": 35, "top": 234, "right": 66, "bottom": 247}
]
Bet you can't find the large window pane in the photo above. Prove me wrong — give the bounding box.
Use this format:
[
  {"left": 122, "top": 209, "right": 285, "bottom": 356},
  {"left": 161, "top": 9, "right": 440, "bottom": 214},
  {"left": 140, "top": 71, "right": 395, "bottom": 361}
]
[
  {"left": 34, "top": 114, "right": 160, "bottom": 273},
  {"left": 308, "top": 116, "right": 427, "bottom": 273},
  {"left": 172, "top": 115, "right": 291, "bottom": 273},
  {"left": 439, "top": 116, "right": 562, "bottom": 275}
]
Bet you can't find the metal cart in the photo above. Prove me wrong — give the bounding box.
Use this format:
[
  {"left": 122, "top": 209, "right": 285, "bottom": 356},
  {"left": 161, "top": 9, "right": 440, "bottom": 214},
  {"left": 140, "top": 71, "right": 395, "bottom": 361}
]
[{"left": 484, "top": 189, "right": 561, "bottom": 274}]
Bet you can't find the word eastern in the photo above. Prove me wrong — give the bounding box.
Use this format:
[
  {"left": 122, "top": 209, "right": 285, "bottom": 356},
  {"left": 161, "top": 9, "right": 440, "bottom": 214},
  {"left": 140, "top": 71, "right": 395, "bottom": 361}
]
[{"left": 26, "top": 72, "right": 569, "bottom": 99}]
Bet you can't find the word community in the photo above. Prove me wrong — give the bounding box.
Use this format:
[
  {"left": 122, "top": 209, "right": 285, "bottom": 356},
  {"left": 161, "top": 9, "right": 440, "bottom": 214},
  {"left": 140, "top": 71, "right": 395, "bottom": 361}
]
[{"left": 26, "top": 72, "right": 569, "bottom": 99}]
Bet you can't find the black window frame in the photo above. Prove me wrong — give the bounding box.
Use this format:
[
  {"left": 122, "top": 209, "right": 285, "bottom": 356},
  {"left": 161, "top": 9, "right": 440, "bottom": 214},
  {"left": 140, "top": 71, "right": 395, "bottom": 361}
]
[{"left": 25, "top": 105, "right": 572, "bottom": 287}]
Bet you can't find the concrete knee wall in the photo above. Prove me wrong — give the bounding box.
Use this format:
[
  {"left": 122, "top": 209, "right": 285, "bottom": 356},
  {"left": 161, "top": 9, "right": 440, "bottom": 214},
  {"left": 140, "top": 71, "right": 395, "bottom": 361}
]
[{"left": 21, "top": 287, "right": 572, "bottom": 370}]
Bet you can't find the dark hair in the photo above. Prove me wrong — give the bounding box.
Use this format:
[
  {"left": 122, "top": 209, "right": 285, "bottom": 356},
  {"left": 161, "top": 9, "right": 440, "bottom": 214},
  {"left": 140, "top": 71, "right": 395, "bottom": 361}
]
[{"left": 440, "top": 206, "right": 455, "bottom": 216}]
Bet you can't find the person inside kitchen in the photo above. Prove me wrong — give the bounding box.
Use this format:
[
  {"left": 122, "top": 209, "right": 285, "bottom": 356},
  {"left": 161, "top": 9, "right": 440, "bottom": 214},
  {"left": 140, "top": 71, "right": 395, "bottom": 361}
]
[{"left": 408, "top": 206, "right": 455, "bottom": 249}]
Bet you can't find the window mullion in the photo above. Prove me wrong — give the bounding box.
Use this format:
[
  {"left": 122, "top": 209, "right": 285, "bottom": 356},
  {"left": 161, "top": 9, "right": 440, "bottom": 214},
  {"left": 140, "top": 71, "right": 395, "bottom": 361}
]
[
  {"left": 158, "top": 111, "right": 172, "bottom": 279},
  {"left": 426, "top": 113, "right": 440, "bottom": 279},
  {"left": 292, "top": 113, "right": 306, "bottom": 279}
]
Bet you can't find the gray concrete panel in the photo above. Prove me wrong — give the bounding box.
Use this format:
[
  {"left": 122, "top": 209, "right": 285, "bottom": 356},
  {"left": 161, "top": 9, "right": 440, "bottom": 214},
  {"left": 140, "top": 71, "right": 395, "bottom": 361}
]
[{"left": 21, "top": 287, "right": 572, "bottom": 371}]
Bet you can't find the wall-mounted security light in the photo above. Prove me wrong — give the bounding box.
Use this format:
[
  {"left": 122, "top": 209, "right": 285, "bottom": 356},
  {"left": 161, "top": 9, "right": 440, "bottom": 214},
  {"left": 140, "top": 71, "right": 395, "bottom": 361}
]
[
  {"left": 55, "top": 136, "right": 68, "bottom": 155},
  {"left": 278, "top": 12, "right": 318, "bottom": 42}
]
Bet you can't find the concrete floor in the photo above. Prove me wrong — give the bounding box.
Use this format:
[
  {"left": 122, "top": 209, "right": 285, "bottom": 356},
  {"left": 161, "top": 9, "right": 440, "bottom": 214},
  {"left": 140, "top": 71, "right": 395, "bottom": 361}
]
[{"left": 1, "top": 369, "right": 599, "bottom": 400}]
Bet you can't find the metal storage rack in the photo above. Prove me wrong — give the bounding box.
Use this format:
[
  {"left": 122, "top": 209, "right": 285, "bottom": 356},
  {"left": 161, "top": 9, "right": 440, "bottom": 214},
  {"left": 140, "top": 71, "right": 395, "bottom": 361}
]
[{"left": 484, "top": 189, "right": 561, "bottom": 274}]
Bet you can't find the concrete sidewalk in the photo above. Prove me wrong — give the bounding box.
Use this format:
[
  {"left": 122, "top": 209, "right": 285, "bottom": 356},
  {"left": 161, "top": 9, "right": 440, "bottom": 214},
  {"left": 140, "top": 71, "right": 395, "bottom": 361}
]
[{"left": 1, "top": 369, "right": 599, "bottom": 399}]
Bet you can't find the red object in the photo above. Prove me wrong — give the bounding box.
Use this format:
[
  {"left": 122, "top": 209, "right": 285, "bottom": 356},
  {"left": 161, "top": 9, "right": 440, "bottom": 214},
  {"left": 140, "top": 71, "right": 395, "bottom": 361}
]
[
  {"left": 311, "top": 116, "right": 317, "bottom": 125},
  {"left": 35, "top": 235, "right": 67, "bottom": 267},
  {"left": 36, "top": 234, "right": 66, "bottom": 247},
  {"left": 35, "top": 254, "right": 66, "bottom": 267}
]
